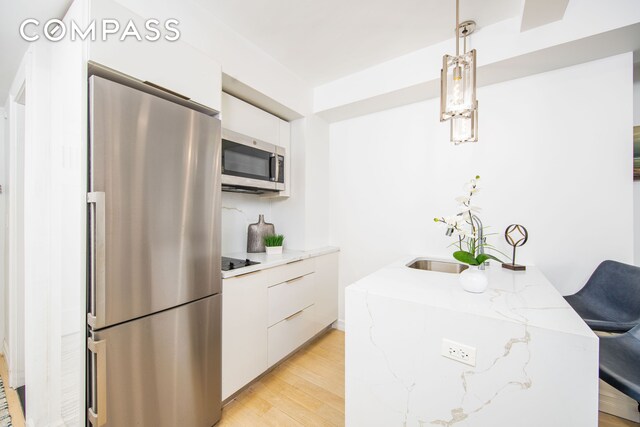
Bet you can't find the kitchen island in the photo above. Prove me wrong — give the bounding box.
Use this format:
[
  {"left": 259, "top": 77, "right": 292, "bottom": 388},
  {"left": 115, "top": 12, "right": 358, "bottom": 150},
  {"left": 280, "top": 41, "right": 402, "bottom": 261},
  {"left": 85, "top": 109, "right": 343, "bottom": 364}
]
[{"left": 345, "top": 257, "right": 598, "bottom": 426}]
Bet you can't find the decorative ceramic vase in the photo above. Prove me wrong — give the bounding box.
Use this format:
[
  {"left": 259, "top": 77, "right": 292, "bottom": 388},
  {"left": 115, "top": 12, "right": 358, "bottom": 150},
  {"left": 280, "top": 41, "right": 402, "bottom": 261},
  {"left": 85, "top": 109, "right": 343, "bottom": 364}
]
[
  {"left": 459, "top": 266, "right": 489, "bottom": 293},
  {"left": 265, "top": 246, "right": 283, "bottom": 255},
  {"left": 247, "top": 214, "right": 275, "bottom": 253}
]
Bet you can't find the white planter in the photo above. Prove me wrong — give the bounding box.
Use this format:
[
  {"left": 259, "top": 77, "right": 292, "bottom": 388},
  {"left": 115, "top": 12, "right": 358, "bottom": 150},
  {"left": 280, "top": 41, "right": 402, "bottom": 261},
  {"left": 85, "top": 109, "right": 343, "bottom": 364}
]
[
  {"left": 459, "top": 265, "right": 488, "bottom": 293},
  {"left": 265, "top": 246, "right": 283, "bottom": 255}
]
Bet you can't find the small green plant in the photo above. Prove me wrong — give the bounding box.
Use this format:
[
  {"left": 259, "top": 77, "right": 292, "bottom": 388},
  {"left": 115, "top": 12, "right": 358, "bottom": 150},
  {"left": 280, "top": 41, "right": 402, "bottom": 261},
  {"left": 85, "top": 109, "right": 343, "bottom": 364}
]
[{"left": 264, "top": 234, "right": 285, "bottom": 247}]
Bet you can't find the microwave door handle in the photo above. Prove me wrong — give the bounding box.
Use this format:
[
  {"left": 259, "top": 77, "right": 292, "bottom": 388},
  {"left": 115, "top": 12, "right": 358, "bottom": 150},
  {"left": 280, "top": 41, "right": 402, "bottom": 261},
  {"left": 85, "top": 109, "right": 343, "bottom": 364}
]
[{"left": 269, "top": 153, "right": 276, "bottom": 182}]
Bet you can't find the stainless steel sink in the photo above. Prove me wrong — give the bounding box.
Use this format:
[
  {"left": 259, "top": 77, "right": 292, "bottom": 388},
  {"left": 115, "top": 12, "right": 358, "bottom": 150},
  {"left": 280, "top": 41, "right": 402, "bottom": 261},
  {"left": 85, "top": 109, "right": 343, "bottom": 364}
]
[{"left": 406, "top": 258, "right": 468, "bottom": 274}]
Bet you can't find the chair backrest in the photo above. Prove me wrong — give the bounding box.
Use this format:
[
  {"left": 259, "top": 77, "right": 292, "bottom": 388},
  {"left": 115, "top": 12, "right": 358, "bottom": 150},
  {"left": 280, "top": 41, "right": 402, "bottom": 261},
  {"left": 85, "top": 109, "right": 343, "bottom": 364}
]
[
  {"left": 631, "top": 322, "right": 640, "bottom": 341},
  {"left": 580, "top": 260, "right": 640, "bottom": 321}
]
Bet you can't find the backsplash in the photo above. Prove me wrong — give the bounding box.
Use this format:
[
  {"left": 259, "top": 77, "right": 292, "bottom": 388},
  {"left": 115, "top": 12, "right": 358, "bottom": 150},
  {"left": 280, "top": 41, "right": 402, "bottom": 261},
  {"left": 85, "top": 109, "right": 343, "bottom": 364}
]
[{"left": 221, "top": 192, "right": 275, "bottom": 254}]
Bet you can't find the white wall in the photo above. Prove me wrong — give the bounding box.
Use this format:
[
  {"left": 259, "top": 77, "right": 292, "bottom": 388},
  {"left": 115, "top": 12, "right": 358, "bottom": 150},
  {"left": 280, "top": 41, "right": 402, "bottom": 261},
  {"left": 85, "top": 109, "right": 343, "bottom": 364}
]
[
  {"left": 634, "top": 62, "right": 640, "bottom": 266},
  {"left": 221, "top": 192, "right": 273, "bottom": 255},
  {"left": 330, "top": 54, "right": 634, "bottom": 322},
  {"left": 270, "top": 115, "right": 331, "bottom": 251},
  {"left": 302, "top": 116, "right": 331, "bottom": 249}
]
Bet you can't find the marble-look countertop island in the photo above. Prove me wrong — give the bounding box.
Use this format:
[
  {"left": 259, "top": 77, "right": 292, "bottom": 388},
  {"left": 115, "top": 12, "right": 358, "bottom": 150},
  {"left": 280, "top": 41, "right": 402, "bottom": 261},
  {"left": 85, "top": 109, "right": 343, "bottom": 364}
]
[{"left": 345, "top": 256, "right": 598, "bottom": 426}]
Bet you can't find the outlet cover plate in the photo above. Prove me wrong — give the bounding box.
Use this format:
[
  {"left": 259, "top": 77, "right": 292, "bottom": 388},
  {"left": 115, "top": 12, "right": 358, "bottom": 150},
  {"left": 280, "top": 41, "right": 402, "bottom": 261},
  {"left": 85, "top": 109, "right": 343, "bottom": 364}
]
[{"left": 442, "top": 338, "right": 477, "bottom": 366}]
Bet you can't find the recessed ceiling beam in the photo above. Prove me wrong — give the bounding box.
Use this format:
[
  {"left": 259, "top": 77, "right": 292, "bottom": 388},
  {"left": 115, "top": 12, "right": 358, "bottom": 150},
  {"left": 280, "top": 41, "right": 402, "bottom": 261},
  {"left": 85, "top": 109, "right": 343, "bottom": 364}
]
[{"left": 521, "top": 0, "right": 570, "bottom": 32}]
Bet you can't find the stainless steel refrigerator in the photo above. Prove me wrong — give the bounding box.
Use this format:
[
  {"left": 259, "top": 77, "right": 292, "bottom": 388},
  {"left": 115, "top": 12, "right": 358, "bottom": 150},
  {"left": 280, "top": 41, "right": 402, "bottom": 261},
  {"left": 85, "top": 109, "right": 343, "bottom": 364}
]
[{"left": 86, "top": 75, "right": 222, "bottom": 427}]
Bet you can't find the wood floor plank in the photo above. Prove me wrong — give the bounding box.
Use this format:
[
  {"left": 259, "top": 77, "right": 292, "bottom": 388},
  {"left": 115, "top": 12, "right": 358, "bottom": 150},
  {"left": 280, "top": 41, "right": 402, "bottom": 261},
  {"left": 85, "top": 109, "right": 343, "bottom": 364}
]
[
  {"left": 599, "top": 412, "right": 640, "bottom": 427},
  {"left": 280, "top": 359, "right": 345, "bottom": 398},
  {"left": 274, "top": 367, "right": 345, "bottom": 414},
  {"left": 260, "top": 407, "right": 305, "bottom": 427},
  {"left": 0, "top": 354, "right": 25, "bottom": 427},
  {"left": 250, "top": 380, "right": 335, "bottom": 427}
]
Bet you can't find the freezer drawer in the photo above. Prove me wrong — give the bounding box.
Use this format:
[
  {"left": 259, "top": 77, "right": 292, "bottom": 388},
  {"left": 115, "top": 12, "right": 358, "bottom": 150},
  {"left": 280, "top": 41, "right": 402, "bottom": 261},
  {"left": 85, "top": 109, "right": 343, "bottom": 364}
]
[
  {"left": 87, "top": 294, "right": 221, "bottom": 427},
  {"left": 88, "top": 75, "right": 221, "bottom": 329}
]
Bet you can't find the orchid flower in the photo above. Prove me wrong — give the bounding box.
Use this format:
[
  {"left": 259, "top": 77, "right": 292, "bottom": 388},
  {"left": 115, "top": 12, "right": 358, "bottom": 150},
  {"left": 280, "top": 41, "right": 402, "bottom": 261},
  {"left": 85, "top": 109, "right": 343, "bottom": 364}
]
[{"left": 434, "top": 175, "right": 505, "bottom": 264}]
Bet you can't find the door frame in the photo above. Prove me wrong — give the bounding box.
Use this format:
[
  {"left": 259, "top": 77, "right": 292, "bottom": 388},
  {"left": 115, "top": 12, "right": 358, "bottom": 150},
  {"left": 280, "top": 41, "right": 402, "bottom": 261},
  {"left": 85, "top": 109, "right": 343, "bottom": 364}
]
[{"left": 4, "top": 64, "right": 27, "bottom": 389}]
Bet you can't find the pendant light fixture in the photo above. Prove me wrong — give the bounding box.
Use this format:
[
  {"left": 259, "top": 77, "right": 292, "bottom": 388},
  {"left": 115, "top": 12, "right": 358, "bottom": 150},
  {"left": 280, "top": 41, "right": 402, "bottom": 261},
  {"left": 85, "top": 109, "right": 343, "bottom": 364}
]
[{"left": 440, "top": 0, "right": 478, "bottom": 144}]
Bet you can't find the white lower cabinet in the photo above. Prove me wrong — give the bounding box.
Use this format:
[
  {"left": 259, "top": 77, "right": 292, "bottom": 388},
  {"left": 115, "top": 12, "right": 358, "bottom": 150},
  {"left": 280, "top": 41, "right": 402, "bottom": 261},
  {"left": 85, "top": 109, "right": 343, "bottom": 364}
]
[
  {"left": 268, "top": 304, "right": 317, "bottom": 367},
  {"left": 313, "top": 252, "right": 339, "bottom": 328},
  {"left": 268, "top": 273, "right": 315, "bottom": 327},
  {"left": 221, "top": 271, "right": 268, "bottom": 400},
  {"left": 222, "top": 252, "right": 338, "bottom": 400}
]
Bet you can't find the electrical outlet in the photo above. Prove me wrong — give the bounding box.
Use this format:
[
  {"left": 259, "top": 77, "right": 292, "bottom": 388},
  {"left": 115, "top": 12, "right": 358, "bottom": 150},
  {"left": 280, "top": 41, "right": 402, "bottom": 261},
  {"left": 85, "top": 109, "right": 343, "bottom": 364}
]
[{"left": 441, "top": 339, "right": 477, "bottom": 366}]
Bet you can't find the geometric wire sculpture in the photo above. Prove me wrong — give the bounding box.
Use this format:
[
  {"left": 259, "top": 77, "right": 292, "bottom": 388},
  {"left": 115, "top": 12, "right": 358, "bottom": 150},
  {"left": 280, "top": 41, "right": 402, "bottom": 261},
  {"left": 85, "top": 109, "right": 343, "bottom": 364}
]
[{"left": 502, "top": 224, "right": 528, "bottom": 271}]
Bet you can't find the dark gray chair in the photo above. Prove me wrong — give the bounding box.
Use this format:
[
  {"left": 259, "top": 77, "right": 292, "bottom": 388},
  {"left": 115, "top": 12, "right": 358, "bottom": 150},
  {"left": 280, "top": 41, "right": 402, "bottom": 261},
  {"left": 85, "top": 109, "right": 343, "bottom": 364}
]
[
  {"left": 564, "top": 260, "right": 640, "bottom": 332},
  {"left": 599, "top": 323, "right": 640, "bottom": 407}
]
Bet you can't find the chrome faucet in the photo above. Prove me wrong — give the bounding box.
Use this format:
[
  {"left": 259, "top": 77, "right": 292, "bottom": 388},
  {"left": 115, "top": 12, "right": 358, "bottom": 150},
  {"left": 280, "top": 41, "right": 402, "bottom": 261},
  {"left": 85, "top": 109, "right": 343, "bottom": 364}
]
[
  {"left": 471, "top": 214, "right": 487, "bottom": 270},
  {"left": 445, "top": 213, "right": 487, "bottom": 270}
]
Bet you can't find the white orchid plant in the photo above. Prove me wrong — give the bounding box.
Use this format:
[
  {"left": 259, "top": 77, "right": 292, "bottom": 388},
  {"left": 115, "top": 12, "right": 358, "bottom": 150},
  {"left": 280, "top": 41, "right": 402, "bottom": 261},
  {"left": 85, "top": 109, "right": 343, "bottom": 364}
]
[{"left": 434, "top": 175, "right": 506, "bottom": 266}]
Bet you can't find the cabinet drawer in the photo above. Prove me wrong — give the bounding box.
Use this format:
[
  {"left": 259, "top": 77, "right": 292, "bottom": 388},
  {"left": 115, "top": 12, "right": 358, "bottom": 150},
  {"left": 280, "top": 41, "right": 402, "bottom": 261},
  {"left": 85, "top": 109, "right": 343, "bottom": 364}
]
[
  {"left": 268, "top": 304, "right": 316, "bottom": 367},
  {"left": 268, "top": 273, "right": 315, "bottom": 327},
  {"left": 265, "top": 258, "right": 314, "bottom": 287}
]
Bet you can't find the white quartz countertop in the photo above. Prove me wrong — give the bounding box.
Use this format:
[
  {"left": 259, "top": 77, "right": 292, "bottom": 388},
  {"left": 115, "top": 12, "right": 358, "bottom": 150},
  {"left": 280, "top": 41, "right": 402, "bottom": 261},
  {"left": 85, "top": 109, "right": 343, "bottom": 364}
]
[
  {"left": 222, "top": 246, "right": 339, "bottom": 279},
  {"left": 347, "top": 255, "right": 595, "bottom": 338}
]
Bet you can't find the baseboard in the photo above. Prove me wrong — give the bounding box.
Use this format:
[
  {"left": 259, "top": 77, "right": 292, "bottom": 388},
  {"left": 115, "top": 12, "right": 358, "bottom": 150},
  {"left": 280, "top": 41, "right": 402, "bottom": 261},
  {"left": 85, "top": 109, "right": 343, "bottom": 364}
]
[
  {"left": 599, "top": 380, "right": 640, "bottom": 423},
  {"left": 333, "top": 319, "right": 345, "bottom": 331}
]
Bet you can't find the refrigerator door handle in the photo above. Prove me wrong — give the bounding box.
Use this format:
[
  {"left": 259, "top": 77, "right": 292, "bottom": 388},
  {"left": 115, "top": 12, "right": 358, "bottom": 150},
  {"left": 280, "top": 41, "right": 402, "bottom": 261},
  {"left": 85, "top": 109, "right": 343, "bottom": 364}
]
[
  {"left": 87, "top": 192, "right": 106, "bottom": 328},
  {"left": 88, "top": 337, "right": 107, "bottom": 426}
]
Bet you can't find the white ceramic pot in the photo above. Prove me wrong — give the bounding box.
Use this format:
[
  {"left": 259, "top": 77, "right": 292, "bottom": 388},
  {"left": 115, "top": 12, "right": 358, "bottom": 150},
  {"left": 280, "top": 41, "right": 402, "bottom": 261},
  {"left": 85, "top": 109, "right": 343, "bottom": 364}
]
[
  {"left": 459, "top": 265, "right": 488, "bottom": 293},
  {"left": 265, "top": 246, "right": 283, "bottom": 255}
]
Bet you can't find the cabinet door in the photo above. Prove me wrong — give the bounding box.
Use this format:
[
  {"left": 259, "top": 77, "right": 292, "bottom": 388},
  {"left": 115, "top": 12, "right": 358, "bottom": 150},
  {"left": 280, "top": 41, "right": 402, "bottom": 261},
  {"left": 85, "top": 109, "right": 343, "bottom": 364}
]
[
  {"left": 89, "top": 0, "right": 221, "bottom": 111},
  {"left": 221, "top": 93, "right": 280, "bottom": 143},
  {"left": 313, "top": 253, "right": 339, "bottom": 329},
  {"left": 277, "top": 120, "right": 291, "bottom": 198},
  {"left": 222, "top": 272, "right": 268, "bottom": 399}
]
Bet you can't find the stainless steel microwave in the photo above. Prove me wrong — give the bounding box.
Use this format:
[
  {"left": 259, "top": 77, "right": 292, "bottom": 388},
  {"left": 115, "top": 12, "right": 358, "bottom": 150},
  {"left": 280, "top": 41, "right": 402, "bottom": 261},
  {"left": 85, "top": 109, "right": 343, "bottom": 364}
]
[{"left": 221, "top": 128, "right": 285, "bottom": 194}]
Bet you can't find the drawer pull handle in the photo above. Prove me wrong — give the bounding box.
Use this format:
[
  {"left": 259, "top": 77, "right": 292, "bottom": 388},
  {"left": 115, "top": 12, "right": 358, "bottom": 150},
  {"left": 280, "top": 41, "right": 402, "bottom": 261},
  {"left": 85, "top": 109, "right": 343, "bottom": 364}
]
[
  {"left": 233, "top": 269, "right": 262, "bottom": 278},
  {"left": 285, "top": 309, "right": 305, "bottom": 321},
  {"left": 286, "top": 276, "right": 305, "bottom": 284},
  {"left": 286, "top": 259, "right": 304, "bottom": 265}
]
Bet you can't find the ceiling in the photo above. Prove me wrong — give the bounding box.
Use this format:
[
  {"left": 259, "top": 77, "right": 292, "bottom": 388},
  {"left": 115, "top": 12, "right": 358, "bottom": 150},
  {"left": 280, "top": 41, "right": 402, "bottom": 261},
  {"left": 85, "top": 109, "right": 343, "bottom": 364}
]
[
  {"left": 199, "top": 0, "right": 523, "bottom": 85},
  {"left": 0, "top": 0, "right": 523, "bottom": 101},
  {"left": 0, "top": 0, "right": 71, "bottom": 102}
]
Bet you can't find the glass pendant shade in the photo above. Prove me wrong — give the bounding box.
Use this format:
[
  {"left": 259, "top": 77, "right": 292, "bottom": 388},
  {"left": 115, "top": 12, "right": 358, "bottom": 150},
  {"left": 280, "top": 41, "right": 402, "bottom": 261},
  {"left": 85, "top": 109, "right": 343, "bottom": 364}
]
[
  {"left": 450, "top": 105, "right": 478, "bottom": 144},
  {"left": 440, "top": 49, "right": 477, "bottom": 122}
]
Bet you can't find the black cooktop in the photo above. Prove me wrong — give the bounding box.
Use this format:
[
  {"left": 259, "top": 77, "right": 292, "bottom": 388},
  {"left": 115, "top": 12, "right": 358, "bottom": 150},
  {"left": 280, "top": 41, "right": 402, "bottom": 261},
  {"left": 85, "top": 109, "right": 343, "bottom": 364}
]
[{"left": 222, "top": 256, "right": 260, "bottom": 271}]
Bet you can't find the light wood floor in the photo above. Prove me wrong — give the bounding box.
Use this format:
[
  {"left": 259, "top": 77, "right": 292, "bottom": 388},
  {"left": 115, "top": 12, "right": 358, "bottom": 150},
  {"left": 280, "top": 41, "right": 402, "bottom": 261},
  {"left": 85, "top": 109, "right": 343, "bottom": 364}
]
[
  {"left": 0, "top": 354, "right": 25, "bottom": 427},
  {"left": 221, "top": 329, "right": 638, "bottom": 427},
  {"left": 0, "top": 332, "right": 636, "bottom": 426}
]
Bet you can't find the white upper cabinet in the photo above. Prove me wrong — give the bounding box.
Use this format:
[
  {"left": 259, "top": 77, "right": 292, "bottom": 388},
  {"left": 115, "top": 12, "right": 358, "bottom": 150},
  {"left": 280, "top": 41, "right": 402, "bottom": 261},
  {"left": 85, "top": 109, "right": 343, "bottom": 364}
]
[
  {"left": 276, "top": 120, "right": 291, "bottom": 198},
  {"left": 88, "top": 0, "right": 221, "bottom": 112},
  {"left": 221, "top": 93, "right": 280, "bottom": 143}
]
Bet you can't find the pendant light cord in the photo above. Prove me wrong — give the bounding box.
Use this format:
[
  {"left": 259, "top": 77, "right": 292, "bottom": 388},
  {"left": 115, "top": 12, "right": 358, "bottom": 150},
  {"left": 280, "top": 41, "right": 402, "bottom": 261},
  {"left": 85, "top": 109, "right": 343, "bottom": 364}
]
[{"left": 455, "top": 0, "right": 460, "bottom": 56}]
